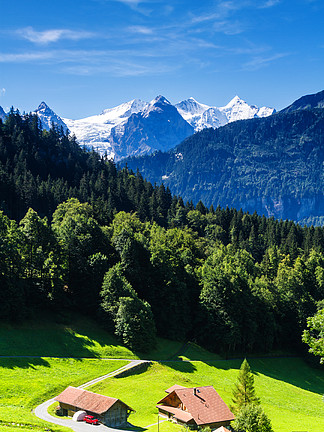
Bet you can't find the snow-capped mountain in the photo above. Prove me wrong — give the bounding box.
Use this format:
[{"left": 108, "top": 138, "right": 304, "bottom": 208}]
[
  {"left": 175, "top": 97, "right": 227, "bottom": 131},
  {"left": 0, "top": 106, "right": 7, "bottom": 121},
  {"left": 175, "top": 96, "right": 275, "bottom": 131},
  {"left": 63, "top": 95, "right": 274, "bottom": 159},
  {"left": 220, "top": 96, "right": 275, "bottom": 123},
  {"left": 63, "top": 98, "right": 147, "bottom": 157},
  {"left": 34, "top": 102, "right": 69, "bottom": 134},
  {"left": 109, "top": 95, "right": 194, "bottom": 159},
  {"left": 26, "top": 95, "right": 275, "bottom": 160}
]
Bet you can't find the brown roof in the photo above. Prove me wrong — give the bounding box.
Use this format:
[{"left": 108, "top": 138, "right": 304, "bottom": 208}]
[
  {"left": 55, "top": 386, "right": 134, "bottom": 415},
  {"left": 165, "top": 385, "right": 187, "bottom": 393},
  {"left": 157, "top": 405, "right": 194, "bottom": 423},
  {"left": 157, "top": 386, "right": 235, "bottom": 426}
]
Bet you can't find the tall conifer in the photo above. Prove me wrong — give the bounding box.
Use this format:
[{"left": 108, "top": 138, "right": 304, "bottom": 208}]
[{"left": 231, "top": 358, "right": 260, "bottom": 413}]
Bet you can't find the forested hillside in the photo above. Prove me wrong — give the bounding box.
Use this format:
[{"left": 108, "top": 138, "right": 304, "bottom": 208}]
[
  {"left": 0, "top": 111, "right": 323, "bottom": 359},
  {"left": 124, "top": 105, "right": 324, "bottom": 224}
]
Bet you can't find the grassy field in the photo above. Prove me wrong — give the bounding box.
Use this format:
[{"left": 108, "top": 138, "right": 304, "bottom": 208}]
[
  {"left": 0, "top": 357, "right": 127, "bottom": 432},
  {"left": 88, "top": 359, "right": 324, "bottom": 432},
  {"left": 0, "top": 315, "right": 183, "bottom": 360},
  {"left": 1, "top": 315, "right": 323, "bottom": 432}
]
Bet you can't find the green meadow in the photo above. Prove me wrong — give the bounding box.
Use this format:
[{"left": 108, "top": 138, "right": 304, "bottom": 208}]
[
  {"left": 0, "top": 357, "right": 127, "bottom": 432},
  {"left": 0, "top": 315, "right": 183, "bottom": 360},
  {"left": 88, "top": 359, "right": 324, "bottom": 432},
  {"left": 0, "top": 315, "right": 323, "bottom": 432}
]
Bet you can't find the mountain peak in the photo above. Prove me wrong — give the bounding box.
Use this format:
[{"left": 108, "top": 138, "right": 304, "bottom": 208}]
[
  {"left": 224, "top": 95, "right": 245, "bottom": 108},
  {"left": 36, "top": 101, "right": 51, "bottom": 111},
  {"left": 34, "top": 102, "right": 69, "bottom": 133},
  {"left": 175, "top": 97, "right": 210, "bottom": 118},
  {"left": 151, "top": 95, "right": 171, "bottom": 105}
]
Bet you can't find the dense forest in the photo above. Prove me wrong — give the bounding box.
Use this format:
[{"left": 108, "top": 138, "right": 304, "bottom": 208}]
[
  {"left": 0, "top": 110, "right": 323, "bottom": 357},
  {"left": 124, "top": 106, "right": 324, "bottom": 225}
]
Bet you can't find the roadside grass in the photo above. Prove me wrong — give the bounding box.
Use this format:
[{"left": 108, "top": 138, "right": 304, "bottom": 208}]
[
  {"left": 0, "top": 357, "right": 127, "bottom": 432},
  {"left": 0, "top": 315, "right": 183, "bottom": 360},
  {"left": 88, "top": 359, "right": 324, "bottom": 432}
]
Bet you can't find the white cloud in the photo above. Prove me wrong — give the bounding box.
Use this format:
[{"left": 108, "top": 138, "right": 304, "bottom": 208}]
[
  {"left": 0, "top": 52, "right": 56, "bottom": 62},
  {"left": 259, "top": 0, "right": 281, "bottom": 8},
  {"left": 63, "top": 61, "right": 177, "bottom": 77},
  {"left": 0, "top": 88, "right": 6, "bottom": 96},
  {"left": 243, "top": 52, "right": 288, "bottom": 70},
  {"left": 128, "top": 26, "right": 154, "bottom": 35},
  {"left": 17, "top": 27, "right": 95, "bottom": 44}
]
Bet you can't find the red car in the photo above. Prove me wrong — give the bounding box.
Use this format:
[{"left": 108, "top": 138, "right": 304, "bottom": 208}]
[{"left": 84, "top": 415, "right": 100, "bottom": 425}]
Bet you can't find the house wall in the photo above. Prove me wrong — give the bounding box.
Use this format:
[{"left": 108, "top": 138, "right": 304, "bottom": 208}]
[
  {"left": 163, "top": 393, "right": 182, "bottom": 408},
  {"left": 59, "top": 402, "right": 78, "bottom": 417},
  {"left": 102, "top": 401, "right": 130, "bottom": 427}
]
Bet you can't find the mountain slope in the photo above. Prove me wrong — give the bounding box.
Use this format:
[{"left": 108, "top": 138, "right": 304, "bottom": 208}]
[
  {"left": 34, "top": 102, "right": 69, "bottom": 133},
  {"left": 109, "top": 95, "right": 194, "bottom": 159},
  {"left": 175, "top": 96, "right": 275, "bottom": 131},
  {"left": 63, "top": 98, "right": 147, "bottom": 157},
  {"left": 281, "top": 89, "right": 324, "bottom": 113},
  {"left": 124, "top": 104, "right": 324, "bottom": 222},
  {"left": 61, "top": 95, "right": 274, "bottom": 159},
  {"left": 0, "top": 106, "right": 7, "bottom": 121}
]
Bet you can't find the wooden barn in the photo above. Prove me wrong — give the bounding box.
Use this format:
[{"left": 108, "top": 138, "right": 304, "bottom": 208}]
[
  {"left": 156, "top": 385, "right": 235, "bottom": 430},
  {"left": 55, "top": 386, "right": 134, "bottom": 426}
]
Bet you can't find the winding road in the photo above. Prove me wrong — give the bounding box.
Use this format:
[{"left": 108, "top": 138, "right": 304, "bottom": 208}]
[{"left": 34, "top": 360, "right": 149, "bottom": 432}]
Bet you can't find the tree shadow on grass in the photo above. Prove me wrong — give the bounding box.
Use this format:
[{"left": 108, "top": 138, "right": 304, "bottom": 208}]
[
  {"left": 160, "top": 359, "right": 197, "bottom": 373},
  {"left": 114, "top": 361, "right": 151, "bottom": 378},
  {"left": 120, "top": 423, "right": 147, "bottom": 432},
  {"left": 202, "top": 356, "right": 324, "bottom": 395},
  {"left": 0, "top": 356, "right": 51, "bottom": 369},
  {"left": 159, "top": 353, "right": 324, "bottom": 396},
  {"left": 248, "top": 356, "right": 324, "bottom": 395},
  {"left": 0, "top": 312, "right": 133, "bottom": 358}
]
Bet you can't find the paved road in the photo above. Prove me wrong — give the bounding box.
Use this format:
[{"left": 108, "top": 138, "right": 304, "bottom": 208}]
[{"left": 34, "top": 360, "right": 149, "bottom": 432}]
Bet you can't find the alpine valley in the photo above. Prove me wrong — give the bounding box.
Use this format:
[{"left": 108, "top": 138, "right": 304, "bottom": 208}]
[
  {"left": 0, "top": 95, "right": 275, "bottom": 161},
  {"left": 124, "top": 90, "right": 324, "bottom": 225}
]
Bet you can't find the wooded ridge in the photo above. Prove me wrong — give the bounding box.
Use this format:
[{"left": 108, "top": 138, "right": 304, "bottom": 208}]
[
  {"left": 124, "top": 105, "right": 324, "bottom": 224},
  {"left": 0, "top": 110, "right": 323, "bottom": 358}
]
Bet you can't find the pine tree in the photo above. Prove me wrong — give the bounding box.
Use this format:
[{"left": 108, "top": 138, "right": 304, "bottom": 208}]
[{"left": 231, "top": 358, "right": 260, "bottom": 413}]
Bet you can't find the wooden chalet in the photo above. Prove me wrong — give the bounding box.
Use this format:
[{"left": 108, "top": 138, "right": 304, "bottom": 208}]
[
  {"left": 156, "top": 385, "right": 235, "bottom": 429},
  {"left": 55, "top": 386, "right": 134, "bottom": 426}
]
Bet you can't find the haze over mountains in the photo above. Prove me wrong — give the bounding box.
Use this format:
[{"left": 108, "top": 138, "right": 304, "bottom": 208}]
[{"left": 0, "top": 95, "right": 275, "bottom": 161}]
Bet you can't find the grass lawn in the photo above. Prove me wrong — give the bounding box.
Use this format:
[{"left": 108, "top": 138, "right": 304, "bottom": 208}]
[
  {"left": 0, "top": 315, "right": 183, "bottom": 360},
  {"left": 0, "top": 357, "right": 127, "bottom": 432},
  {"left": 88, "top": 358, "right": 324, "bottom": 432},
  {"left": 1, "top": 315, "right": 323, "bottom": 432}
]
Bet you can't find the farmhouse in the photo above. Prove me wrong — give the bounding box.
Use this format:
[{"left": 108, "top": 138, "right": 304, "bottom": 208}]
[
  {"left": 55, "top": 386, "right": 134, "bottom": 426},
  {"left": 156, "top": 385, "right": 235, "bottom": 429}
]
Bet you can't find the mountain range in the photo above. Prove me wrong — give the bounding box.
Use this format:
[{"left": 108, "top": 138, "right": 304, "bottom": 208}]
[
  {"left": 0, "top": 95, "right": 275, "bottom": 161},
  {"left": 124, "top": 89, "right": 324, "bottom": 224}
]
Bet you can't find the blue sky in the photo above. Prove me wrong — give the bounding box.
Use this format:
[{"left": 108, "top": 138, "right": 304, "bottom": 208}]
[{"left": 0, "top": 0, "right": 323, "bottom": 118}]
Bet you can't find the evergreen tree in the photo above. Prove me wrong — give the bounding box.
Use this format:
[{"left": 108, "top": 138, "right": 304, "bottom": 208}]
[{"left": 231, "top": 359, "right": 260, "bottom": 414}]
